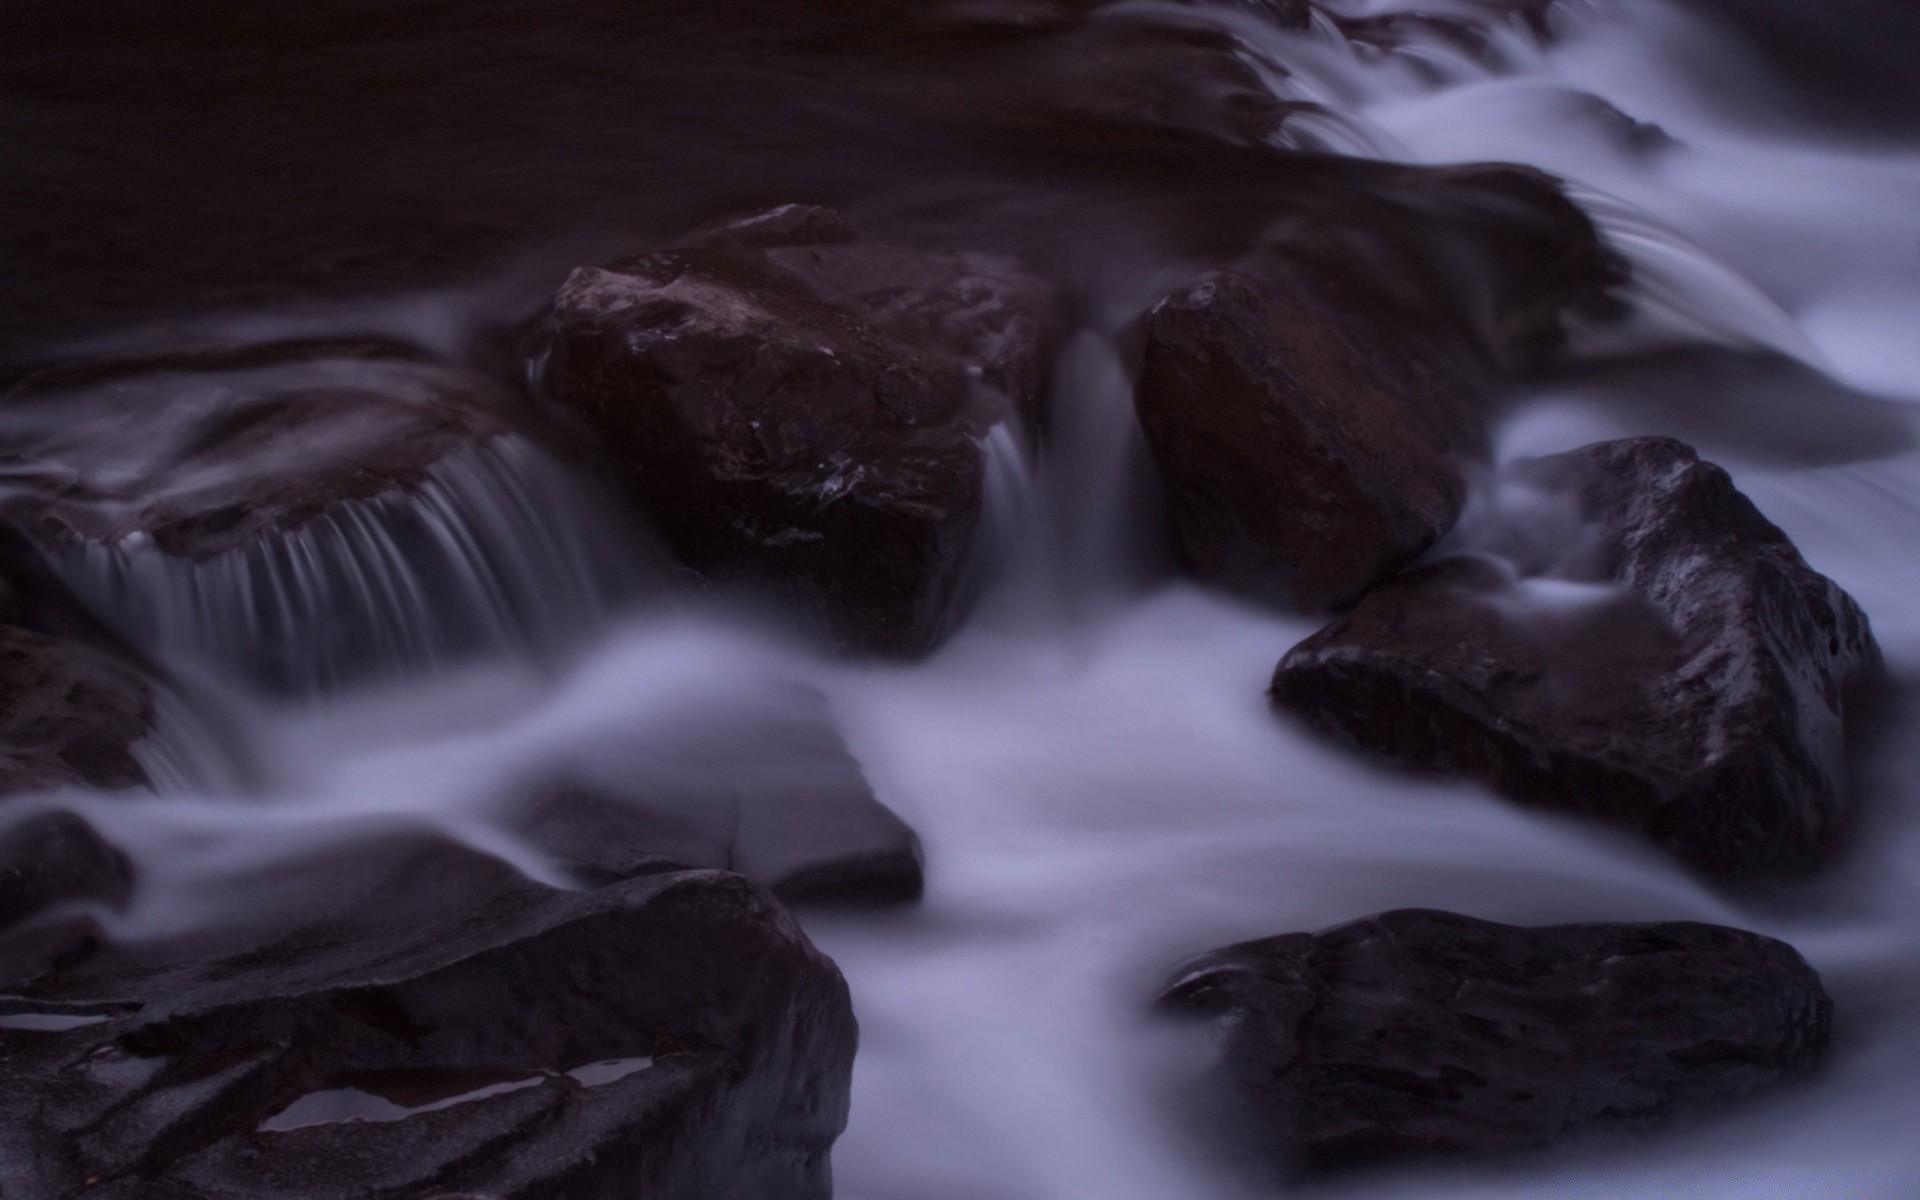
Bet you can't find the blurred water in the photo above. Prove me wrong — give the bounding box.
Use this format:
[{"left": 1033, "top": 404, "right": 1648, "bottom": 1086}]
[{"left": 9, "top": 0, "right": 1920, "bottom": 1195}]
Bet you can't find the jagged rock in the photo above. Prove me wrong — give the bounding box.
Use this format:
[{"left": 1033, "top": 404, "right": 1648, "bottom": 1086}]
[
  {"left": 0, "top": 811, "right": 134, "bottom": 932},
  {"left": 0, "top": 624, "right": 152, "bottom": 798},
  {"left": 1135, "top": 163, "right": 1618, "bottom": 611},
  {"left": 1159, "top": 908, "right": 1832, "bottom": 1173},
  {"left": 540, "top": 203, "right": 1058, "bottom": 655},
  {"left": 0, "top": 339, "right": 627, "bottom": 691},
  {"left": 511, "top": 683, "right": 923, "bottom": 906},
  {"left": 0, "top": 834, "right": 856, "bottom": 1200},
  {"left": 1272, "top": 437, "right": 1880, "bottom": 878}
]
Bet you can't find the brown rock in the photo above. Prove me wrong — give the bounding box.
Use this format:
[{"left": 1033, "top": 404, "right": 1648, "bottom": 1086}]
[
  {"left": 1271, "top": 437, "right": 1881, "bottom": 878},
  {"left": 1160, "top": 908, "right": 1832, "bottom": 1173},
  {"left": 1135, "top": 164, "right": 1618, "bottom": 611},
  {"left": 0, "top": 834, "right": 856, "bottom": 1200},
  {"left": 540, "top": 204, "right": 1057, "bottom": 655},
  {"left": 0, "top": 811, "right": 134, "bottom": 932}
]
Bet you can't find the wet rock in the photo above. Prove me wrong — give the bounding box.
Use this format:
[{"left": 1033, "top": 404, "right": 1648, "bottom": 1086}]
[
  {"left": 0, "top": 624, "right": 153, "bottom": 797},
  {"left": 0, "top": 834, "right": 856, "bottom": 1200},
  {"left": 1159, "top": 907, "right": 1832, "bottom": 1173},
  {"left": 1135, "top": 163, "right": 1618, "bottom": 612},
  {"left": 512, "top": 683, "right": 922, "bottom": 905},
  {"left": 540, "top": 203, "right": 1058, "bottom": 655},
  {"left": 0, "top": 338, "right": 631, "bottom": 692},
  {"left": 1272, "top": 437, "right": 1880, "bottom": 878},
  {"left": 0, "top": 811, "right": 134, "bottom": 931}
]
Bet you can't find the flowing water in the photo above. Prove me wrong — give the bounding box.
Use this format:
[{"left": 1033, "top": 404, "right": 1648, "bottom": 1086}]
[{"left": 5, "top": 0, "right": 1920, "bottom": 1195}]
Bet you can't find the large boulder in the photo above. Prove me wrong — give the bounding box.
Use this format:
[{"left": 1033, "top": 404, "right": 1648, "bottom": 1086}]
[
  {"left": 0, "top": 339, "right": 628, "bottom": 692},
  {"left": 1159, "top": 908, "right": 1832, "bottom": 1173},
  {"left": 0, "top": 833, "right": 856, "bottom": 1200},
  {"left": 1135, "top": 163, "right": 1619, "bottom": 611},
  {"left": 539, "top": 203, "right": 1058, "bottom": 655},
  {"left": 509, "top": 683, "right": 923, "bottom": 906},
  {"left": 1272, "top": 437, "right": 1880, "bottom": 878}
]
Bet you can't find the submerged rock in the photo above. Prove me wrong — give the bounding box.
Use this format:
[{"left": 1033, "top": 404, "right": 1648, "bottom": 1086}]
[
  {"left": 1272, "top": 437, "right": 1880, "bottom": 878},
  {"left": 0, "top": 339, "right": 632, "bottom": 692},
  {"left": 512, "top": 684, "right": 923, "bottom": 906},
  {"left": 1135, "top": 163, "right": 1618, "bottom": 611},
  {"left": 0, "top": 834, "right": 856, "bottom": 1200},
  {"left": 1160, "top": 908, "right": 1832, "bottom": 1173},
  {"left": 539, "top": 203, "right": 1058, "bottom": 655},
  {"left": 0, "top": 811, "right": 134, "bottom": 931}
]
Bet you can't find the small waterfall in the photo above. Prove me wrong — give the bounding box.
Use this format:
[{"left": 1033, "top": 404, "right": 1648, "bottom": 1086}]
[{"left": 40, "top": 435, "right": 650, "bottom": 695}]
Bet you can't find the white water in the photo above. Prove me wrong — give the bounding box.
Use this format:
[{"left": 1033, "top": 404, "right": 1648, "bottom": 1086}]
[{"left": 14, "top": 0, "right": 1920, "bottom": 1195}]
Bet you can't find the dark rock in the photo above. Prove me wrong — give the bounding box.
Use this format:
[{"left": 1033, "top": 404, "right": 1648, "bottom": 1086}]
[
  {"left": 1272, "top": 437, "right": 1880, "bottom": 878},
  {"left": 0, "top": 811, "right": 134, "bottom": 931},
  {"left": 0, "top": 833, "right": 856, "bottom": 1200},
  {"left": 1135, "top": 163, "right": 1619, "bottom": 612},
  {"left": 1159, "top": 907, "right": 1832, "bottom": 1173},
  {"left": 0, "top": 339, "right": 519, "bottom": 558},
  {"left": 511, "top": 683, "right": 922, "bottom": 905},
  {"left": 0, "top": 624, "right": 153, "bottom": 797},
  {"left": 540, "top": 203, "right": 1058, "bottom": 655}
]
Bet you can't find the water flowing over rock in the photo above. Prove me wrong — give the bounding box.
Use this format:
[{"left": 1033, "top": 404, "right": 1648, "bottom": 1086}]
[
  {"left": 0, "top": 624, "right": 153, "bottom": 798},
  {"left": 0, "top": 835, "right": 856, "bottom": 1200},
  {"left": 1272, "top": 437, "right": 1881, "bottom": 878},
  {"left": 511, "top": 683, "right": 923, "bottom": 906},
  {"left": 539, "top": 204, "right": 1058, "bottom": 656},
  {"left": 1135, "top": 163, "right": 1619, "bottom": 612},
  {"left": 1159, "top": 908, "right": 1832, "bottom": 1173},
  {"left": 0, "top": 339, "right": 640, "bottom": 694}
]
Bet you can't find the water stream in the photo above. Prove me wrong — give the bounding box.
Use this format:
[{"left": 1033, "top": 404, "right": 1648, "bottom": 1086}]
[{"left": 5, "top": 0, "right": 1918, "bottom": 1195}]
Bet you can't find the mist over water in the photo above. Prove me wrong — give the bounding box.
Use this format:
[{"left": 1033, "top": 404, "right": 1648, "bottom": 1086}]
[{"left": 4, "top": 0, "right": 1919, "bottom": 1195}]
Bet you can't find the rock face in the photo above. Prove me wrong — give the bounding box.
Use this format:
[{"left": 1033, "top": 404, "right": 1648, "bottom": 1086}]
[
  {"left": 1135, "top": 164, "right": 1618, "bottom": 611},
  {"left": 512, "top": 684, "right": 923, "bottom": 906},
  {"left": 1272, "top": 437, "right": 1880, "bottom": 878},
  {"left": 0, "top": 623, "right": 152, "bottom": 797},
  {"left": 1159, "top": 908, "right": 1832, "bottom": 1173},
  {"left": 540, "top": 203, "right": 1058, "bottom": 655},
  {"left": 0, "top": 834, "right": 857, "bottom": 1200}
]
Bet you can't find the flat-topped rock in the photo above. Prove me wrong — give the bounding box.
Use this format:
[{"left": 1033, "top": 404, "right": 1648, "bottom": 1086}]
[
  {"left": 511, "top": 683, "right": 923, "bottom": 906},
  {"left": 0, "top": 339, "right": 630, "bottom": 692},
  {"left": 540, "top": 203, "right": 1059, "bottom": 655},
  {"left": 1136, "top": 163, "right": 1619, "bottom": 612},
  {"left": 1160, "top": 908, "right": 1832, "bottom": 1173},
  {"left": 0, "top": 833, "right": 856, "bottom": 1200},
  {"left": 1272, "top": 437, "right": 1881, "bottom": 878}
]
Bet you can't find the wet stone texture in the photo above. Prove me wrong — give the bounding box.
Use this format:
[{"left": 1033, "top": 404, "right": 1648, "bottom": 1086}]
[
  {"left": 540, "top": 203, "right": 1058, "bottom": 656},
  {"left": 511, "top": 683, "right": 924, "bottom": 906},
  {"left": 1272, "top": 437, "right": 1881, "bottom": 879},
  {"left": 1160, "top": 908, "right": 1832, "bottom": 1174},
  {"left": 0, "top": 835, "right": 857, "bottom": 1200},
  {"left": 1135, "top": 163, "right": 1619, "bottom": 612},
  {"left": 0, "top": 811, "right": 134, "bottom": 933},
  {"left": 0, "top": 624, "right": 152, "bottom": 799}
]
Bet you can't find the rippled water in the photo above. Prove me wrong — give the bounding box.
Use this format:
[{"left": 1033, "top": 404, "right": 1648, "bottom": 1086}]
[{"left": 6, "top": 0, "right": 1919, "bottom": 1195}]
